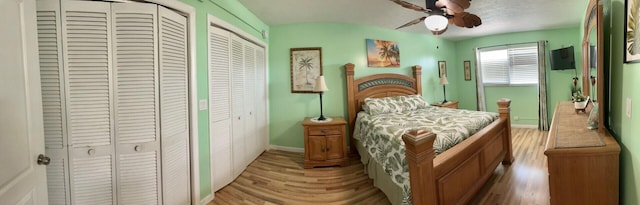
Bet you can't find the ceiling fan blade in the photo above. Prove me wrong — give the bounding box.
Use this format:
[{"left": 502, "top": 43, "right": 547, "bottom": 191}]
[
  {"left": 451, "top": 14, "right": 466, "bottom": 27},
  {"left": 462, "top": 12, "right": 482, "bottom": 28},
  {"left": 389, "top": 0, "right": 430, "bottom": 13},
  {"left": 395, "top": 16, "right": 427, "bottom": 29},
  {"left": 437, "top": 0, "right": 464, "bottom": 13},
  {"left": 449, "top": 0, "right": 471, "bottom": 10}
]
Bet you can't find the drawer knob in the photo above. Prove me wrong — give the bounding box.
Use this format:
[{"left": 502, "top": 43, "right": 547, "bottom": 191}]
[{"left": 321, "top": 129, "right": 327, "bottom": 133}]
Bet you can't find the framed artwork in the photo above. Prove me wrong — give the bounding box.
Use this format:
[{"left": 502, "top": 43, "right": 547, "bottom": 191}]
[
  {"left": 366, "top": 39, "right": 400, "bottom": 67},
  {"left": 290, "top": 47, "right": 323, "bottom": 93},
  {"left": 464, "top": 60, "right": 472, "bottom": 81},
  {"left": 625, "top": 0, "right": 640, "bottom": 63},
  {"left": 438, "top": 61, "right": 447, "bottom": 78}
]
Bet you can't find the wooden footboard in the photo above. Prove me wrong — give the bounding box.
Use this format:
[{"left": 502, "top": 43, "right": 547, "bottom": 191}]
[{"left": 403, "top": 99, "right": 513, "bottom": 205}]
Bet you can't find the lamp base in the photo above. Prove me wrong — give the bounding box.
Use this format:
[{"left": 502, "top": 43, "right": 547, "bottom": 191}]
[{"left": 310, "top": 117, "right": 333, "bottom": 123}]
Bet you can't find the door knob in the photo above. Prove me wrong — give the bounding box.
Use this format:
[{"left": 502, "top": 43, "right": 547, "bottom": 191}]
[{"left": 37, "top": 154, "right": 50, "bottom": 165}]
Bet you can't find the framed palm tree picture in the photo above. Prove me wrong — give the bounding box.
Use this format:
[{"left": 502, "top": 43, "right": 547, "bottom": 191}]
[
  {"left": 625, "top": 0, "right": 640, "bottom": 63},
  {"left": 366, "top": 39, "right": 400, "bottom": 67},
  {"left": 290, "top": 47, "right": 323, "bottom": 93}
]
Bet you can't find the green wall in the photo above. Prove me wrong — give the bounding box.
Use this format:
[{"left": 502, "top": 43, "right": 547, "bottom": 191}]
[
  {"left": 607, "top": 0, "right": 640, "bottom": 204},
  {"left": 268, "top": 23, "right": 458, "bottom": 148},
  {"left": 177, "top": 0, "right": 269, "bottom": 199},
  {"left": 454, "top": 28, "right": 584, "bottom": 125}
]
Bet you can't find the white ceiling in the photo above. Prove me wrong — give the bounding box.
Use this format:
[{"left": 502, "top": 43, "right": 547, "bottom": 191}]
[{"left": 236, "top": 0, "right": 586, "bottom": 41}]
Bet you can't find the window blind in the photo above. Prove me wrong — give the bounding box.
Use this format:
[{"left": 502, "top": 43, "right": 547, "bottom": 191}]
[{"left": 479, "top": 43, "right": 538, "bottom": 85}]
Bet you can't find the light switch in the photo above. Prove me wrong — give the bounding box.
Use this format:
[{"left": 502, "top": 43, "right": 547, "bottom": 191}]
[
  {"left": 199, "top": 99, "right": 208, "bottom": 111},
  {"left": 626, "top": 98, "right": 632, "bottom": 118}
]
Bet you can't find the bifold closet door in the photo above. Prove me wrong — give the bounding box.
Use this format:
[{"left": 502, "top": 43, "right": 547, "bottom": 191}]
[
  {"left": 230, "top": 35, "right": 246, "bottom": 176},
  {"left": 255, "top": 47, "right": 267, "bottom": 155},
  {"left": 112, "top": 3, "right": 162, "bottom": 204},
  {"left": 36, "top": 1, "right": 70, "bottom": 204},
  {"left": 243, "top": 43, "right": 258, "bottom": 161},
  {"left": 158, "top": 6, "right": 191, "bottom": 205},
  {"left": 208, "top": 26, "right": 233, "bottom": 192},
  {"left": 61, "top": 1, "right": 117, "bottom": 204}
]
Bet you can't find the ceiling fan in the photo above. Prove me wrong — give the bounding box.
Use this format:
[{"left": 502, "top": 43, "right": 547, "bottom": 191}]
[{"left": 390, "top": 0, "right": 482, "bottom": 35}]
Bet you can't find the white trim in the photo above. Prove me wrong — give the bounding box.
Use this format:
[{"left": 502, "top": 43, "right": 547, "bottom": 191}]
[
  {"left": 512, "top": 124, "right": 538, "bottom": 129},
  {"left": 140, "top": 0, "right": 200, "bottom": 204},
  {"left": 269, "top": 145, "right": 304, "bottom": 153},
  {"left": 199, "top": 193, "right": 214, "bottom": 205},
  {"left": 208, "top": 15, "right": 267, "bottom": 48}
]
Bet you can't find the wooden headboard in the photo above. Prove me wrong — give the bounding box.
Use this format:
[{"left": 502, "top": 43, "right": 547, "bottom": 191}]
[{"left": 344, "top": 63, "right": 422, "bottom": 154}]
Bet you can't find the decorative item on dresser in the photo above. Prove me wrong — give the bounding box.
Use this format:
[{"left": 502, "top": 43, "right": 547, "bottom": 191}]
[
  {"left": 345, "top": 63, "right": 514, "bottom": 205},
  {"left": 431, "top": 100, "right": 459, "bottom": 109},
  {"left": 302, "top": 117, "right": 348, "bottom": 168}
]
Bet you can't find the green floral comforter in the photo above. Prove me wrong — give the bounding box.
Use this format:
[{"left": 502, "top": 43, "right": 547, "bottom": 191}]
[{"left": 354, "top": 106, "right": 499, "bottom": 204}]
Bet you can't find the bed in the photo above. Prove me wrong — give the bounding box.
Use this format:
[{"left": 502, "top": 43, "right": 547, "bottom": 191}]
[{"left": 345, "top": 63, "right": 513, "bottom": 205}]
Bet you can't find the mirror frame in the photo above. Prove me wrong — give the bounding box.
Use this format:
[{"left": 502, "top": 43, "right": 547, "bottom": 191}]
[{"left": 582, "top": 0, "right": 605, "bottom": 131}]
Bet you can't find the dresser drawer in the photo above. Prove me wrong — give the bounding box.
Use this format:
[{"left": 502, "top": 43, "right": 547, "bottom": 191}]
[{"left": 308, "top": 126, "right": 342, "bottom": 135}]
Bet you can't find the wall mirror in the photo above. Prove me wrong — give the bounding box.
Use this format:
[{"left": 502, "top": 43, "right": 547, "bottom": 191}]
[{"left": 581, "top": 0, "right": 605, "bottom": 131}]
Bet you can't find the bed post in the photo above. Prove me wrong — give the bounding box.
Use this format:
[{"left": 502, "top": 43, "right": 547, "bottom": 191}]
[
  {"left": 402, "top": 130, "right": 438, "bottom": 205},
  {"left": 345, "top": 63, "right": 357, "bottom": 155},
  {"left": 497, "top": 98, "right": 514, "bottom": 164},
  {"left": 412, "top": 65, "right": 422, "bottom": 95}
]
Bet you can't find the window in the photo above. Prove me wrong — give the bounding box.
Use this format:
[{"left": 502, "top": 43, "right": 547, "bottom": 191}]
[{"left": 478, "top": 43, "right": 539, "bottom": 85}]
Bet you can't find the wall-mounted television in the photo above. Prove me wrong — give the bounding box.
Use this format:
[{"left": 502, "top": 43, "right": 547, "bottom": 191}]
[{"left": 550, "top": 46, "right": 576, "bottom": 70}]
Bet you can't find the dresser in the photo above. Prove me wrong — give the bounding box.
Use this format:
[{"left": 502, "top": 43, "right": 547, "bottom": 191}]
[
  {"left": 544, "top": 102, "right": 619, "bottom": 205},
  {"left": 302, "top": 117, "right": 348, "bottom": 168},
  {"left": 431, "top": 100, "right": 458, "bottom": 109}
]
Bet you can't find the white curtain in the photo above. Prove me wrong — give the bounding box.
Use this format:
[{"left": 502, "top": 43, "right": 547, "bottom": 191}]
[
  {"left": 537, "top": 40, "right": 549, "bottom": 130},
  {"left": 474, "top": 48, "right": 486, "bottom": 111}
]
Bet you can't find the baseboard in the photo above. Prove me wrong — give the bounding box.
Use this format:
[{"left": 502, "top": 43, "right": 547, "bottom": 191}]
[
  {"left": 200, "top": 193, "right": 213, "bottom": 205},
  {"left": 512, "top": 124, "right": 538, "bottom": 129},
  {"left": 269, "top": 145, "right": 304, "bottom": 153}
]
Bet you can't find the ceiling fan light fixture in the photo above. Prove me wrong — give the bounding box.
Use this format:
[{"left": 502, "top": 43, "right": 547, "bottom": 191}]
[{"left": 424, "top": 14, "right": 448, "bottom": 32}]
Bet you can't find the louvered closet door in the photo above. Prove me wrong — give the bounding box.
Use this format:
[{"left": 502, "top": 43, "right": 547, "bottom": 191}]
[
  {"left": 36, "top": 1, "right": 70, "bottom": 204},
  {"left": 255, "top": 47, "right": 267, "bottom": 154},
  {"left": 230, "top": 35, "right": 246, "bottom": 176},
  {"left": 158, "top": 6, "right": 191, "bottom": 205},
  {"left": 208, "top": 26, "right": 233, "bottom": 191},
  {"left": 243, "top": 43, "right": 258, "bottom": 162},
  {"left": 111, "top": 3, "right": 162, "bottom": 204},
  {"left": 61, "top": 1, "right": 116, "bottom": 204}
]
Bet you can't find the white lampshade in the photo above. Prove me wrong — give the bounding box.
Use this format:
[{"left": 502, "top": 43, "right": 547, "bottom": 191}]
[
  {"left": 314, "top": 76, "right": 329, "bottom": 92},
  {"left": 439, "top": 74, "right": 449, "bottom": 85},
  {"left": 424, "top": 15, "right": 448, "bottom": 31}
]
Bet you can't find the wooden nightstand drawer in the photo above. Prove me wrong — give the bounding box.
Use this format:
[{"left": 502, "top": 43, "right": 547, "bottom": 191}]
[{"left": 308, "top": 126, "right": 342, "bottom": 135}]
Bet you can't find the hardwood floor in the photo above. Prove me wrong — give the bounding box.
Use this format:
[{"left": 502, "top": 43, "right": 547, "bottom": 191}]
[{"left": 209, "top": 128, "right": 549, "bottom": 205}]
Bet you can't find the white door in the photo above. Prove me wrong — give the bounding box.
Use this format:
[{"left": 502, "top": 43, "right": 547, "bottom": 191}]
[
  {"left": 0, "top": 0, "right": 49, "bottom": 204},
  {"left": 208, "top": 26, "right": 233, "bottom": 192},
  {"left": 230, "top": 36, "right": 245, "bottom": 176},
  {"left": 159, "top": 6, "right": 191, "bottom": 205}
]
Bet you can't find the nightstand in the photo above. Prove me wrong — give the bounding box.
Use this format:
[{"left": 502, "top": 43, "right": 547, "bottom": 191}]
[
  {"left": 301, "top": 117, "right": 348, "bottom": 168},
  {"left": 431, "top": 100, "right": 459, "bottom": 109}
]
